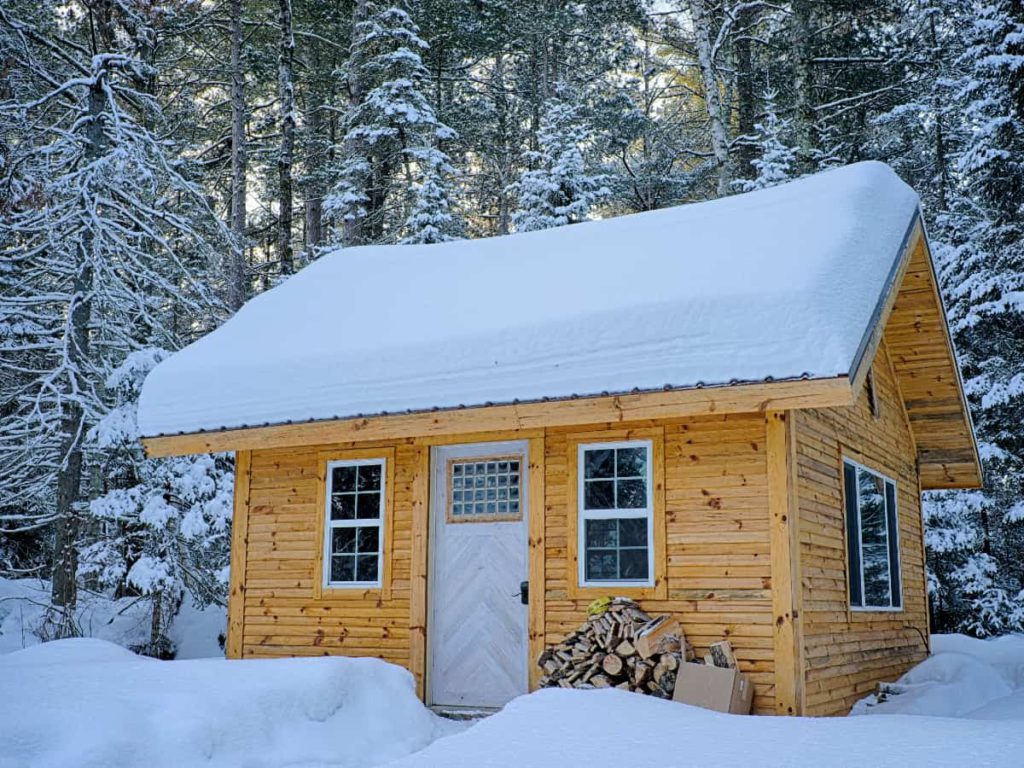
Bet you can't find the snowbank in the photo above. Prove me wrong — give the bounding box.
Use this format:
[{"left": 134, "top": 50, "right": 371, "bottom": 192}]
[
  {"left": 139, "top": 161, "right": 920, "bottom": 438},
  {"left": 387, "top": 687, "right": 1022, "bottom": 768},
  {"left": 0, "top": 577, "right": 225, "bottom": 659},
  {"left": 0, "top": 639, "right": 462, "bottom": 768},
  {"left": 852, "top": 633, "right": 1024, "bottom": 720}
]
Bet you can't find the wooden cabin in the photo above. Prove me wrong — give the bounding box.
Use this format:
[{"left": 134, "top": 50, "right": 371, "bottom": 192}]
[{"left": 139, "top": 162, "right": 981, "bottom": 716}]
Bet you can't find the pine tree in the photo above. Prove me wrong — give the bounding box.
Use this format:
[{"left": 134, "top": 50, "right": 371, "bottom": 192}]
[
  {"left": 510, "top": 93, "right": 611, "bottom": 232},
  {"left": 734, "top": 89, "right": 797, "bottom": 192},
  {"left": 82, "top": 351, "right": 233, "bottom": 657},
  {"left": 0, "top": 0, "right": 227, "bottom": 635},
  {"left": 325, "top": 3, "right": 459, "bottom": 246},
  {"left": 401, "top": 149, "right": 462, "bottom": 244}
]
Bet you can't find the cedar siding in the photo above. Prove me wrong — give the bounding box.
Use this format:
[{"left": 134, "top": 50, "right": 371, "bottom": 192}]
[
  {"left": 795, "top": 338, "right": 929, "bottom": 716},
  {"left": 228, "top": 416, "right": 782, "bottom": 714}
]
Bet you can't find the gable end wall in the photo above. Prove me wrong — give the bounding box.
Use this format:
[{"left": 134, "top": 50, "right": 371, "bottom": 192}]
[{"left": 794, "top": 338, "right": 930, "bottom": 716}]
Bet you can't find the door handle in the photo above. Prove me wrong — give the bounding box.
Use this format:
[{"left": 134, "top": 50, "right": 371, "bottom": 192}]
[{"left": 519, "top": 580, "right": 529, "bottom": 605}]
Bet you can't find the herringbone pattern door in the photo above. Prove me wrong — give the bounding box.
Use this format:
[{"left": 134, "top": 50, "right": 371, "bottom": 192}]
[{"left": 428, "top": 442, "right": 529, "bottom": 709}]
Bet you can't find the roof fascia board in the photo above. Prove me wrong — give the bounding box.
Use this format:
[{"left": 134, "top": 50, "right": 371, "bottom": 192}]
[{"left": 142, "top": 376, "right": 854, "bottom": 457}]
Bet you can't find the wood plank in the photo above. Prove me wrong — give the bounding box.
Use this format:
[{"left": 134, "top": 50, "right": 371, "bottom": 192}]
[
  {"left": 143, "top": 377, "right": 854, "bottom": 457},
  {"left": 226, "top": 450, "right": 253, "bottom": 659},
  {"left": 767, "top": 412, "right": 804, "bottom": 715},
  {"left": 527, "top": 435, "right": 546, "bottom": 691},
  {"left": 409, "top": 445, "right": 429, "bottom": 700}
]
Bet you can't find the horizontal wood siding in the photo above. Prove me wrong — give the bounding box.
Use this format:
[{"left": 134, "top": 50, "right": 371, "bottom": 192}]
[
  {"left": 240, "top": 439, "right": 416, "bottom": 665},
  {"left": 795, "top": 339, "right": 930, "bottom": 716},
  {"left": 542, "top": 415, "right": 777, "bottom": 715}
]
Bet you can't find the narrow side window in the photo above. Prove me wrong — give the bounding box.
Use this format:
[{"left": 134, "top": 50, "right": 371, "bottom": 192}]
[{"left": 843, "top": 459, "right": 902, "bottom": 610}]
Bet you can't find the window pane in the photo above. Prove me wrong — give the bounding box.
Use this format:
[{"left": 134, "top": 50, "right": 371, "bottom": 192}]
[
  {"left": 616, "top": 447, "right": 646, "bottom": 478},
  {"left": 357, "top": 463, "right": 382, "bottom": 491},
  {"left": 858, "top": 468, "right": 891, "bottom": 606},
  {"left": 356, "top": 526, "right": 379, "bottom": 554},
  {"left": 584, "top": 480, "right": 614, "bottom": 509},
  {"left": 586, "top": 519, "right": 618, "bottom": 548},
  {"left": 356, "top": 492, "right": 381, "bottom": 520},
  {"left": 356, "top": 555, "right": 379, "bottom": 582},
  {"left": 331, "top": 494, "right": 356, "bottom": 520},
  {"left": 584, "top": 449, "right": 614, "bottom": 479},
  {"left": 331, "top": 527, "right": 355, "bottom": 555},
  {"left": 333, "top": 466, "right": 357, "bottom": 492},
  {"left": 619, "top": 549, "right": 649, "bottom": 580},
  {"left": 619, "top": 518, "right": 648, "bottom": 547},
  {"left": 585, "top": 550, "right": 618, "bottom": 581},
  {"left": 330, "top": 555, "right": 355, "bottom": 582},
  {"left": 616, "top": 479, "right": 647, "bottom": 509}
]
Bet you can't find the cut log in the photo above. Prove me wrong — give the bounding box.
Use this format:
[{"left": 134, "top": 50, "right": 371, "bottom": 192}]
[
  {"left": 615, "top": 640, "right": 636, "bottom": 657},
  {"left": 601, "top": 653, "right": 625, "bottom": 677},
  {"left": 635, "top": 617, "right": 682, "bottom": 659},
  {"left": 709, "top": 640, "right": 738, "bottom": 669}
]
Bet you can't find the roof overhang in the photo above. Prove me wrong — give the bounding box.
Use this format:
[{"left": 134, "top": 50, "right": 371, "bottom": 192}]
[
  {"left": 847, "top": 215, "right": 982, "bottom": 490},
  {"left": 142, "top": 375, "right": 854, "bottom": 457}
]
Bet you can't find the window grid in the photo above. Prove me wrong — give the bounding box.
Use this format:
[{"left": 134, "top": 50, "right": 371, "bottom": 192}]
[
  {"left": 578, "top": 440, "right": 654, "bottom": 587},
  {"left": 448, "top": 456, "right": 522, "bottom": 522},
  {"left": 844, "top": 458, "right": 902, "bottom": 611},
  {"left": 324, "top": 458, "right": 385, "bottom": 588}
]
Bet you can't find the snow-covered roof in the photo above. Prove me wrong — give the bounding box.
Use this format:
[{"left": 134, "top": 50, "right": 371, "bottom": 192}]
[{"left": 138, "top": 161, "right": 921, "bottom": 439}]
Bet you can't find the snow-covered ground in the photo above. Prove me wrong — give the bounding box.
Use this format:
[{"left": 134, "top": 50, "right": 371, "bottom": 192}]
[
  {"left": 392, "top": 634, "right": 1024, "bottom": 768},
  {"left": 0, "top": 639, "right": 463, "bottom": 768},
  {"left": 1, "top": 631, "right": 1021, "bottom": 767},
  {"left": 0, "top": 577, "right": 225, "bottom": 658}
]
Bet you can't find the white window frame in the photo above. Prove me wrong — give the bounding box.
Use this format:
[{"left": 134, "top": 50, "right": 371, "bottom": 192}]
[
  {"left": 844, "top": 458, "right": 903, "bottom": 612},
  {"left": 577, "top": 439, "right": 655, "bottom": 588},
  {"left": 322, "top": 458, "right": 386, "bottom": 589}
]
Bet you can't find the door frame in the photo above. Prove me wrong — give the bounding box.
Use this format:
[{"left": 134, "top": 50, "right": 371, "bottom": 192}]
[
  {"left": 411, "top": 432, "right": 545, "bottom": 704},
  {"left": 427, "top": 440, "right": 529, "bottom": 709}
]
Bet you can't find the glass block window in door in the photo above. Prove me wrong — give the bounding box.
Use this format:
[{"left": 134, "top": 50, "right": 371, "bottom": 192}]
[{"left": 448, "top": 456, "right": 522, "bottom": 522}]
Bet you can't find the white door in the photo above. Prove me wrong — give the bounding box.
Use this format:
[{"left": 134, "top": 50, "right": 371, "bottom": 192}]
[{"left": 428, "top": 441, "right": 529, "bottom": 709}]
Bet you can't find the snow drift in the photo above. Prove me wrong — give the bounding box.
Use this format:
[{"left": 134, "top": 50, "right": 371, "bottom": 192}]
[
  {"left": 853, "top": 633, "right": 1024, "bottom": 720},
  {"left": 388, "top": 686, "right": 1022, "bottom": 768},
  {"left": 0, "top": 639, "right": 461, "bottom": 768}
]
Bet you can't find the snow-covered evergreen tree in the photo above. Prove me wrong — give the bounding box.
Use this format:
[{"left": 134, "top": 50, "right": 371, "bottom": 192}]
[
  {"left": 81, "top": 351, "right": 233, "bottom": 657},
  {"left": 0, "top": 2, "right": 227, "bottom": 635},
  {"left": 325, "top": 2, "right": 460, "bottom": 246},
  {"left": 919, "top": 0, "right": 1024, "bottom": 635},
  {"left": 401, "top": 148, "right": 462, "bottom": 243},
  {"left": 510, "top": 92, "right": 611, "bottom": 232},
  {"left": 734, "top": 89, "right": 797, "bottom": 192}
]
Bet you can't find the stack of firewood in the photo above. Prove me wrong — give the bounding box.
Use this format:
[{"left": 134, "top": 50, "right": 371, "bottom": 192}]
[{"left": 537, "top": 598, "right": 694, "bottom": 698}]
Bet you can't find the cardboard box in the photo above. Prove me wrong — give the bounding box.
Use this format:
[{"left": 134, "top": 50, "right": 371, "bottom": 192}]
[{"left": 672, "top": 662, "right": 753, "bottom": 714}]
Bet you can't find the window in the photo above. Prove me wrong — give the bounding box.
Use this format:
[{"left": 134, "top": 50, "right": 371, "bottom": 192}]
[
  {"left": 843, "top": 459, "right": 902, "bottom": 610},
  {"left": 323, "top": 459, "right": 385, "bottom": 587},
  {"left": 578, "top": 441, "right": 654, "bottom": 586},
  {"left": 448, "top": 456, "right": 522, "bottom": 522}
]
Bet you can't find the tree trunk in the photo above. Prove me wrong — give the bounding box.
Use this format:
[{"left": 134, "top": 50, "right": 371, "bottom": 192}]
[
  {"left": 302, "top": 36, "right": 324, "bottom": 256},
  {"left": 688, "top": 0, "right": 731, "bottom": 196},
  {"left": 342, "top": 0, "right": 369, "bottom": 247},
  {"left": 51, "top": 69, "right": 107, "bottom": 631},
  {"left": 277, "top": 0, "right": 296, "bottom": 274},
  {"left": 228, "top": 0, "right": 247, "bottom": 309},
  {"left": 789, "top": 0, "right": 816, "bottom": 169},
  {"left": 732, "top": 1, "right": 758, "bottom": 180},
  {"left": 928, "top": 13, "right": 948, "bottom": 212}
]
